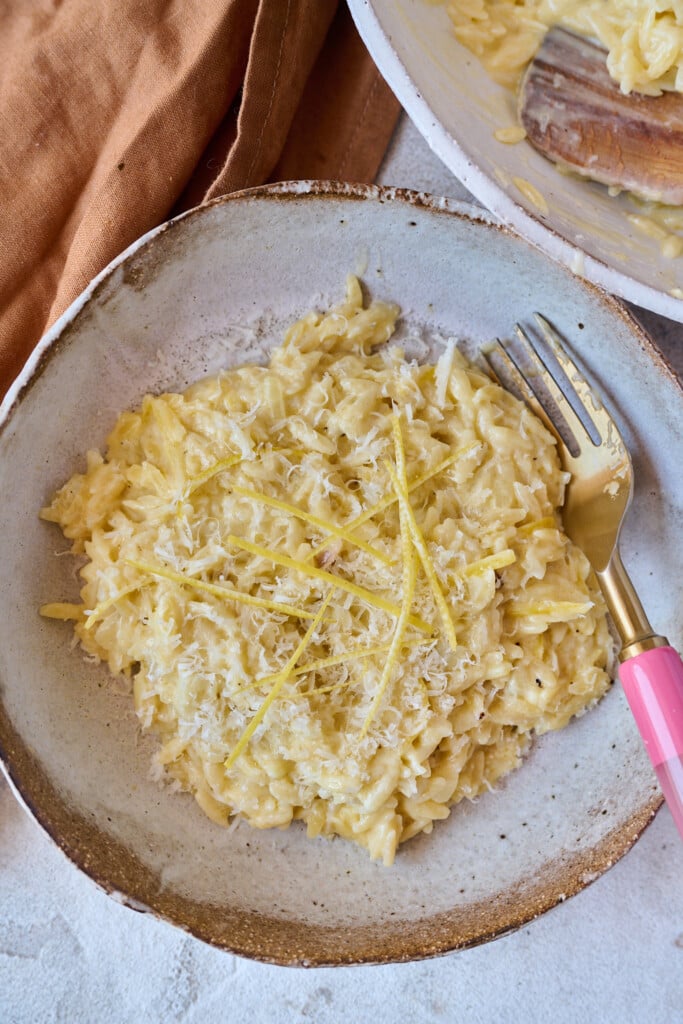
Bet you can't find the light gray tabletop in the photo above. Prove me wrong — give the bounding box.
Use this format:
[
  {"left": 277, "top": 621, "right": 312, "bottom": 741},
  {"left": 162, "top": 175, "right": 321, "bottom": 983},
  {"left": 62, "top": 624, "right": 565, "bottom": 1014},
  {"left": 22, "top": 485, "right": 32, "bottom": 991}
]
[{"left": 1, "top": 114, "right": 682, "bottom": 1024}]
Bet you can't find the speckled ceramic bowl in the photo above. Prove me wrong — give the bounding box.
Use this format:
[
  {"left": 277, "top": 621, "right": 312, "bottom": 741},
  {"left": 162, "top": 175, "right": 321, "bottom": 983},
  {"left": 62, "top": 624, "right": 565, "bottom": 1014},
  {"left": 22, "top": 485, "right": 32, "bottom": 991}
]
[
  {"left": 349, "top": 0, "right": 683, "bottom": 322},
  {"left": 0, "top": 183, "right": 680, "bottom": 965}
]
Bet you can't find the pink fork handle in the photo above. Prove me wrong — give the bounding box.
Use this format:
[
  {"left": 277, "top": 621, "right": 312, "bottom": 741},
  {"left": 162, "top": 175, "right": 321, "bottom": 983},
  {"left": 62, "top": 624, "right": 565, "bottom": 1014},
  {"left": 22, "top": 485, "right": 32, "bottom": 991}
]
[{"left": 620, "top": 646, "right": 683, "bottom": 839}]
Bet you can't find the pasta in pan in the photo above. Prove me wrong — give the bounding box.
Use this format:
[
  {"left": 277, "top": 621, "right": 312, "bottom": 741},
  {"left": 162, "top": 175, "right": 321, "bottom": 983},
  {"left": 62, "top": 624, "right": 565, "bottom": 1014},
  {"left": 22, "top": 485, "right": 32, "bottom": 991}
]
[
  {"left": 41, "top": 278, "right": 612, "bottom": 865},
  {"left": 440, "top": 1, "right": 683, "bottom": 255},
  {"left": 444, "top": 0, "right": 683, "bottom": 95}
]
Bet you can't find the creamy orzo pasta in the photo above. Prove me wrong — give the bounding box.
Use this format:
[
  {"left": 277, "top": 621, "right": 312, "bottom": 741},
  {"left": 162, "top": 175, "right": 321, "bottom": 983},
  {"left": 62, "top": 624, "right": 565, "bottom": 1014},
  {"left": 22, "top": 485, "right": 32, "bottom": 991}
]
[{"left": 40, "top": 278, "right": 612, "bottom": 864}]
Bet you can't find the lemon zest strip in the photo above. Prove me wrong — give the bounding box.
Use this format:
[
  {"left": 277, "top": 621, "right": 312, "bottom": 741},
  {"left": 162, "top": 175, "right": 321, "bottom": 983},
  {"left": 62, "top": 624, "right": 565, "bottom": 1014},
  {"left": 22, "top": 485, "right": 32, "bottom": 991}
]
[
  {"left": 345, "top": 442, "right": 481, "bottom": 528},
  {"left": 516, "top": 516, "right": 556, "bottom": 536},
  {"left": 227, "top": 535, "right": 433, "bottom": 634},
  {"left": 508, "top": 600, "right": 593, "bottom": 619},
  {"left": 185, "top": 447, "right": 308, "bottom": 499},
  {"left": 360, "top": 459, "right": 417, "bottom": 737},
  {"left": 229, "top": 483, "right": 392, "bottom": 566},
  {"left": 295, "top": 639, "right": 430, "bottom": 699},
  {"left": 386, "top": 418, "right": 458, "bottom": 651},
  {"left": 247, "top": 637, "right": 428, "bottom": 691},
  {"left": 83, "top": 583, "right": 146, "bottom": 629},
  {"left": 306, "top": 443, "right": 482, "bottom": 562},
  {"left": 385, "top": 460, "right": 458, "bottom": 652},
  {"left": 184, "top": 455, "right": 243, "bottom": 496},
  {"left": 124, "top": 558, "right": 320, "bottom": 621},
  {"left": 225, "top": 592, "right": 333, "bottom": 769},
  {"left": 463, "top": 549, "right": 517, "bottom": 576}
]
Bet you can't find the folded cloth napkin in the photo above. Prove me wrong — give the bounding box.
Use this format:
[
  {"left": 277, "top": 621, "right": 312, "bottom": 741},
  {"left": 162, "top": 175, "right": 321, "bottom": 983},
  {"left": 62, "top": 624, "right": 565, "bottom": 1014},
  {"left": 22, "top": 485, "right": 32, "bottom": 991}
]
[{"left": 0, "top": 0, "right": 400, "bottom": 398}]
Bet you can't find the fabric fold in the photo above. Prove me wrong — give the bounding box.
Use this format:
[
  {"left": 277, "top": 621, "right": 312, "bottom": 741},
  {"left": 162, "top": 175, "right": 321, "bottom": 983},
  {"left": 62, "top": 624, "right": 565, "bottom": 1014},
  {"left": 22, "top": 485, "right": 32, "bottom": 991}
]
[
  {"left": 0, "top": 0, "right": 401, "bottom": 397},
  {"left": 204, "top": 0, "right": 338, "bottom": 200}
]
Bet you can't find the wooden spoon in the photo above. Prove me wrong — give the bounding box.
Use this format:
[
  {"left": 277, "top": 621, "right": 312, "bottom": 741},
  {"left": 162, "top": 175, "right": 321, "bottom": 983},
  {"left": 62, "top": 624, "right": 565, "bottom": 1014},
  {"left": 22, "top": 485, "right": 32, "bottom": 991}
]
[{"left": 519, "top": 27, "right": 683, "bottom": 204}]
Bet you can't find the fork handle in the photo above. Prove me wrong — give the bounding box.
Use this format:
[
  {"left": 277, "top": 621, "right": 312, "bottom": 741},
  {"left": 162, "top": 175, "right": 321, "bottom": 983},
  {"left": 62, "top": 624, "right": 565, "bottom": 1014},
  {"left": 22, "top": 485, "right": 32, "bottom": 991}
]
[{"left": 620, "top": 646, "right": 683, "bottom": 839}]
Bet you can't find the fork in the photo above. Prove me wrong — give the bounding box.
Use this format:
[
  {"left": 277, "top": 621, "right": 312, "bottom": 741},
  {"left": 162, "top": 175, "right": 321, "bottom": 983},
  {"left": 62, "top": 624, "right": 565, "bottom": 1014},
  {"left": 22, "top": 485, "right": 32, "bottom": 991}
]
[{"left": 484, "top": 316, "right": 683, "bottom": 839}]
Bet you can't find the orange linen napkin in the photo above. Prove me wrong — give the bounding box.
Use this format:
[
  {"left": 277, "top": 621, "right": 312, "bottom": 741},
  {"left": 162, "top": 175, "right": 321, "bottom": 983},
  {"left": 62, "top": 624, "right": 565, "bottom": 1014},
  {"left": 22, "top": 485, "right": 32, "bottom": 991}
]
[{"left": 0, "top": 0, "right": 400, "bottom": 398}]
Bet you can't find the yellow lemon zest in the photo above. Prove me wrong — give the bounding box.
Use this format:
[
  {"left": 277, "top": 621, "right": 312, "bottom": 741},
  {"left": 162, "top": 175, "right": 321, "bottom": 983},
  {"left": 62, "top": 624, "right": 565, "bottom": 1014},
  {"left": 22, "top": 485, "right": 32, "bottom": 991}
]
[
  {"left": 508, "top": 600, "right": 593, "bottom": 619},
  {"left": 225, "top": 592, "right": 333, "bottom": 769},
  {"left": 249, "top": 637, "right": 429, "bottom": 692},
  {"left": 227, "top": 535, "right": 433, "bottom": 634},
  {"left": 184, "top": 454, "right": 243, "bottom": 496},
  {"left": 516, "top": 516, "right": 556, "bottom": 536},
  {"left": 307, "top": 443, "right": 481, "bottom": 562},
  {"left": 385, "top": 422, "right": 458, "bottom": 652},
  {"left": 83, "top": 583, "right": 146, "bottom": 629},
  {"left": 124, "top": 558, "right": 320, "bottom": 621},
  {"left": 360, "top": 454, "right": 417, "bottom": 737},
  {"left": 463, "top": 549, "right": 517, "bottom": 576},
  {"left": 229, "top": 483, "right": 392, "bottom": 566}
]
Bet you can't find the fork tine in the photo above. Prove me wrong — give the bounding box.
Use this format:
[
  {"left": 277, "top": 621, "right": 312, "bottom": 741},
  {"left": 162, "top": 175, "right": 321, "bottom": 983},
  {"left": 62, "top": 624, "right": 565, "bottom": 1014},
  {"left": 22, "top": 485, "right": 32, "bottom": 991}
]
[
  {"left": 533, "top": 314, "right": 626, "bottom": 450},
  {"left": 483, "top": 341, "right": 559, "bottom": 440},
  {"left": 533, "top": 314, "right": 597, "bottom": 403},
  {"left": 514, "top": 323, "right": 597, "bottom": 449},
  {"left": 480, "top": 344, "right": 503, "bottom": 386}
]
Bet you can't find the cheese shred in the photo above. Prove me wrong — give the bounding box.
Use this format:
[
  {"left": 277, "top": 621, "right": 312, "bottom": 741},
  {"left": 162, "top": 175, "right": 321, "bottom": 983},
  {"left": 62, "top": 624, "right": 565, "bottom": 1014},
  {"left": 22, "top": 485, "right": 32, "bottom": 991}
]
[
  {"left": 225, "top": 592, "right": 333, "bottom": 769},
  {"left": 360, "top": 470, "right": 418, "bottom": 737},
  {"left": 229, "top": 482, "right": 393, "bottom": 566},
  {"left": 386, "top": 417, "right": 459, "bottom": 651},
  {"left": 125, "top": 558, "right": 320, "bottom": 621},
  {"left": 226, "top": 534, "right": 434, "bottom": 634}
]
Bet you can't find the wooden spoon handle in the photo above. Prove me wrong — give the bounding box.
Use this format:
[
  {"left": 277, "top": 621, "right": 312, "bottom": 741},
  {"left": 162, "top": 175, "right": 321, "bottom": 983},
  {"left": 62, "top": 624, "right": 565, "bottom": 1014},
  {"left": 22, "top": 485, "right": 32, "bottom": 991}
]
[{"left": 519, "top": 27, "right": 683, "bottom": 204}]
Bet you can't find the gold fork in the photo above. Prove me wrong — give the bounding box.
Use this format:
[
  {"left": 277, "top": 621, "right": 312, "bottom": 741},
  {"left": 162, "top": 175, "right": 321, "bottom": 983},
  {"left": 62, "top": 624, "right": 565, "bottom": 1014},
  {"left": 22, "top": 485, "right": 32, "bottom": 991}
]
[{"left": 484, "top": 317, "right": 683, "bottom": 838}]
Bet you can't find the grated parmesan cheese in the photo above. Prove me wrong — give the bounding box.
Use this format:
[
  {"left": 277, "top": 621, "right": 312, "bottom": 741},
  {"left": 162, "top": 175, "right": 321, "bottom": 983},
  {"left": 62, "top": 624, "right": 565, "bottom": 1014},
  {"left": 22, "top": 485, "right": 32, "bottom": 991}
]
[{"left": 40, "top": 278, "right": 612, "bottom": 865}]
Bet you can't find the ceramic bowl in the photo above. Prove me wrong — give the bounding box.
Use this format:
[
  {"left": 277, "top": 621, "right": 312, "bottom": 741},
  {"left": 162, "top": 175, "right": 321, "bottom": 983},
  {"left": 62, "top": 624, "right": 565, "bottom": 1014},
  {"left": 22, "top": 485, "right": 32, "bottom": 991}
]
[
  {"left": 0, "top": 183, "right": 680, "bottom": 965},
  {"left": 349, "top": 0, "right": 683, "bottom": 322}
]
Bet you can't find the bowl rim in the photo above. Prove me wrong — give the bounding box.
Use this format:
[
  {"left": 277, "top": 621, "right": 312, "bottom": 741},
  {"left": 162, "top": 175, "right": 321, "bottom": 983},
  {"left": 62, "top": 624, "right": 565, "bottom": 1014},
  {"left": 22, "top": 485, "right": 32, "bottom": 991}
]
[
  {"left": 0, "top": 180, "right": 671, "bottom": 966},
  {"left": 347, "top": 0, "right": 683, "bottom": 323}
]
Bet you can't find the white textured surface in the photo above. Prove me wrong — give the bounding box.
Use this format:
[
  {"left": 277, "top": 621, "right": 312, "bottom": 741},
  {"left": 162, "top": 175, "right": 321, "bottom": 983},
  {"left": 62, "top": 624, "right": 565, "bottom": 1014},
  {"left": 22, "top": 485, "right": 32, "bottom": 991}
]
[
  {"left": 1, "top": 779, "right": 682, "bottom": 1024},
  {"left": 2, "top": 116, "right": 683, "bottom": 1022}
]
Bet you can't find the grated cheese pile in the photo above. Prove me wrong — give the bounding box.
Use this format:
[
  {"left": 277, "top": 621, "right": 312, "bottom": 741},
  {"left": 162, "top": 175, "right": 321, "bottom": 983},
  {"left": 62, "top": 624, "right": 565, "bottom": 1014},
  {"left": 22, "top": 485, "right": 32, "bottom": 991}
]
[{"left": 40, "top": 278, "right": 612, "bottom": 865}]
